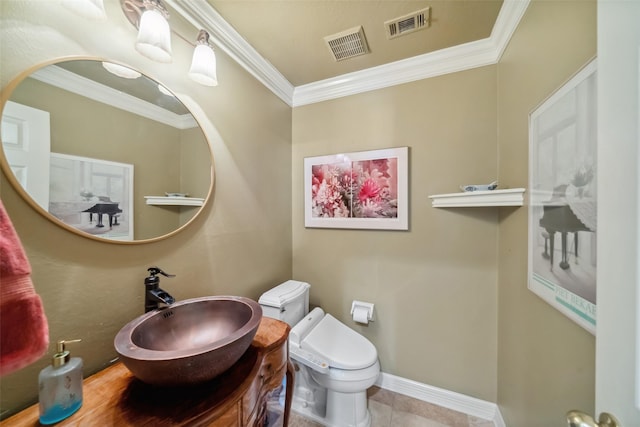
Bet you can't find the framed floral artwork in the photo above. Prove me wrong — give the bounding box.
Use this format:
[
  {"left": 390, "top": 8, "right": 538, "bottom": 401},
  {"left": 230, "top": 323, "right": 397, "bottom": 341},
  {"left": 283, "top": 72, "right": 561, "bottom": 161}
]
[{"left": 304, "top": 147, "right": 408, "bottom": 230}]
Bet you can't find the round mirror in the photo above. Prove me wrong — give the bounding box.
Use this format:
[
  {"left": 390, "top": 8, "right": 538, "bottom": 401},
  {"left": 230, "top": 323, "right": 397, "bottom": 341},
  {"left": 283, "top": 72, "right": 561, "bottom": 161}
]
[{"left": 0, "top": 59, "right": 213, "bottom": 243}]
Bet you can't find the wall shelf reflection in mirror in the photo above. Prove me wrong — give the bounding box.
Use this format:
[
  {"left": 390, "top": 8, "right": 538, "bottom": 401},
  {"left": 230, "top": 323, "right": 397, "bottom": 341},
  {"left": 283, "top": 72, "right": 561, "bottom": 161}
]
[{"left": 145, "top": 196, "right": 204, "bottom": 206}]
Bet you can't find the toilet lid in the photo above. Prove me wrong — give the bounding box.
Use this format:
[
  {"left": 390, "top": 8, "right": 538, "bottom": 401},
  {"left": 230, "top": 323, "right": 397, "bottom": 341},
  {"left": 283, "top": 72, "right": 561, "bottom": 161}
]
[
  {"left": 258, "top": 280, "right": 310, "bottom": 308},
  {"left": 301, "top": 313, "right": 377, "bottom": 370}
]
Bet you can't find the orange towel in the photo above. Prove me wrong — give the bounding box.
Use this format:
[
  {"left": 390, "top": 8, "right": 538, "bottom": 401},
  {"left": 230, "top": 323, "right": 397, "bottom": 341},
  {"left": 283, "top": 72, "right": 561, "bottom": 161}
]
[{"left": 0, "top": 200, "right": 49, "bottom": 376}]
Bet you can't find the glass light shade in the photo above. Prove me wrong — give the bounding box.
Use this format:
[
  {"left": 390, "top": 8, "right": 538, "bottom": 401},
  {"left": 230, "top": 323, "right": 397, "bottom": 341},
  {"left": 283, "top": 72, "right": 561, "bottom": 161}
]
[
  {"left": 189, "top": 44, "right": 218, "bottom": 86},
  {"left": 62, "top": 0, "right": 107, "bottom": 20},
  {"left": 135, "top": 9, "right": 172, "bottom": 63},
  {"left": 102, "top": 62, "right": 141, "bottom": 79}
]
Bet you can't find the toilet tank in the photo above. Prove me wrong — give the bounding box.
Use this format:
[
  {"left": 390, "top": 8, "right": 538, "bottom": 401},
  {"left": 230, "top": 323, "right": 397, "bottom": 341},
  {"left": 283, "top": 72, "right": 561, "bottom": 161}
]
[{"left": 258, "top": 280, "right": 310, "bottom": 326}]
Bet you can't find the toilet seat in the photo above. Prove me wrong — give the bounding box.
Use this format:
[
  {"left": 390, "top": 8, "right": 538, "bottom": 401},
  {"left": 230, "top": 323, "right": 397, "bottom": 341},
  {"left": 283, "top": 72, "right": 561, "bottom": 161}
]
[{"left": 297, "top": 309, "right": 377, "bottom": 370}]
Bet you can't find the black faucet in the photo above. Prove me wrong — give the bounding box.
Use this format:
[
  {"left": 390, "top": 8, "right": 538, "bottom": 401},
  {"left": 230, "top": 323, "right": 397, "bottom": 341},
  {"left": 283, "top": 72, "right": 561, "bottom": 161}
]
[{"left": 144, "top": 267, "right": 176, "bottom": 313}]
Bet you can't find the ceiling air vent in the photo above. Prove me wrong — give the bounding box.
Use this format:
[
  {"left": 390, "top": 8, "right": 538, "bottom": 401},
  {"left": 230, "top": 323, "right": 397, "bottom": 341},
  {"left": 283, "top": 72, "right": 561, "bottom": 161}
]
[
  {"left": 324, "top": 26, "right": 370, "bottom": 62},
  {"left": 385, "top": 7, "right": 431, "bottom": 40}
]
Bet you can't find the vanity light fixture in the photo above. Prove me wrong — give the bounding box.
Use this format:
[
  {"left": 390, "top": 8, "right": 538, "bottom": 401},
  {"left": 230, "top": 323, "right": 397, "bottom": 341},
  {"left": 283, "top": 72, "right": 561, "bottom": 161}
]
[
  {"left": 102, "top": 62, "right": 142, "bottom": 79},
  {"left": 188, "top": 30, "right": 218, "bottom": 87},
  {"left": 121, "top": 0, "right": 172, "bottom": 63},
  {"left": 62, "top": 0, "right": 107, "bottom": 20},
  {"left": 120, "top": 1, "right": 218, "bottom": 87}
]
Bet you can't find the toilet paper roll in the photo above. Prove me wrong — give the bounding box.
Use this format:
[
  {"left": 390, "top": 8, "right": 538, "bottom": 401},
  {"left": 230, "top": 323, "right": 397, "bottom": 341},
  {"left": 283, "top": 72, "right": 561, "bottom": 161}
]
[{"left": 352, "top": 306, "right": 370, "bottom": 324}]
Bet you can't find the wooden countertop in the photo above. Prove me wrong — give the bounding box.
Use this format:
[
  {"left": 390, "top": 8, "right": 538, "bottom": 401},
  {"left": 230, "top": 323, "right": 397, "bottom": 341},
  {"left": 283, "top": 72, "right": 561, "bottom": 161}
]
[{"left": 1, "top": 317, "right": 290, "bottom": 427}]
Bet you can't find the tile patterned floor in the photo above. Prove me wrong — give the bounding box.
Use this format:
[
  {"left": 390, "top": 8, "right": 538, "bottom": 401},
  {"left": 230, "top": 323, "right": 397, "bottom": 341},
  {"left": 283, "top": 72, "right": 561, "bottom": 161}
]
[{"left": 286, "top": 386, "right": 494, "bottom": 427}]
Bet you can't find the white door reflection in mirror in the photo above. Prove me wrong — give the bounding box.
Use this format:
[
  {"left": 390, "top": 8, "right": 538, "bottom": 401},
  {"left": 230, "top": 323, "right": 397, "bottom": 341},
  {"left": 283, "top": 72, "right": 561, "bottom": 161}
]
[{"left": 1, "top": 101, "right": 50, "bottom": 210}]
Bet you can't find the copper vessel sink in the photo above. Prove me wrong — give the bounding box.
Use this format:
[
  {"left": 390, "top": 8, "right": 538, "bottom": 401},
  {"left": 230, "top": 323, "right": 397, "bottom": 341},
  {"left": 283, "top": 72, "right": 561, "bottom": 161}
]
[{"left": 114, "top": 296, "right": 262, "bottom": 386}]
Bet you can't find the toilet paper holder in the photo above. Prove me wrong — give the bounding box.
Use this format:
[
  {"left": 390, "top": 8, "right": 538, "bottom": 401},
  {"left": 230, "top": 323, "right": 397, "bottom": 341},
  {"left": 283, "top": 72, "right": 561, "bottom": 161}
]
[{"left": 351, "top": 300, "right": 375, "bottom": 323}]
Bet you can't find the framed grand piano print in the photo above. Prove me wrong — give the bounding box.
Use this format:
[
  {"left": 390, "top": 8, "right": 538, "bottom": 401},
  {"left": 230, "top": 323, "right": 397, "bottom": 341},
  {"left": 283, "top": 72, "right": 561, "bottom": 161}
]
[
  {"left": 48, "top": 153, "right": 134, "bottom": 241},
  {"left": 528, "top": 58, "right": 597, "bottom": 335}
]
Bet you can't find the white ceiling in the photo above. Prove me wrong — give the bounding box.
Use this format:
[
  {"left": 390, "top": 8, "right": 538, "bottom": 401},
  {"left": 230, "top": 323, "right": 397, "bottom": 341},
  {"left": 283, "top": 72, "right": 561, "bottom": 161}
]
[{"left": 164, "top": 0, "right": 530, "bottom": 107}]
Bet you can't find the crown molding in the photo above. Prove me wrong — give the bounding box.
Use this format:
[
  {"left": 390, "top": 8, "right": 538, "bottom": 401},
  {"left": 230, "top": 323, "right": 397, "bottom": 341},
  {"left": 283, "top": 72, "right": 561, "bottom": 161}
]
[
  {"left": 293, "top": 37, "right": 500, "bottom": 107},
  {"left": 31, "top": 66, "right": 197, "bottom": 129},
  {"left": 167, "top": 0, "right": 530, "bottom": 107},
  {"left": 166, "top": 0, "right": 295, "bottom": 106},
  {"left": 490, "top": 0, "right": 531, "bottom": 59}
]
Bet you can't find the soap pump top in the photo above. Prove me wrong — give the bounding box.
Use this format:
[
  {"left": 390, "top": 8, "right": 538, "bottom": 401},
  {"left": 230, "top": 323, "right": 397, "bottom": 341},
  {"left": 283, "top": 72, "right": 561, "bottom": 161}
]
[{"left": 51, "top": 339, "right": 81, "bottom": 368}]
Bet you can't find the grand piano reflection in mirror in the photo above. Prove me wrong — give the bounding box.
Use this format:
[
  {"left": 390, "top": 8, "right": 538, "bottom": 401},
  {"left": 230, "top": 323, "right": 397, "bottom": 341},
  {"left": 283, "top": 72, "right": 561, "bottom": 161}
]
[
  {"left": 49, "top": 153, "right": 133, "bottom": 240},
  {"left": 0, "top": 59, "right": 213, "bottom": 243}
]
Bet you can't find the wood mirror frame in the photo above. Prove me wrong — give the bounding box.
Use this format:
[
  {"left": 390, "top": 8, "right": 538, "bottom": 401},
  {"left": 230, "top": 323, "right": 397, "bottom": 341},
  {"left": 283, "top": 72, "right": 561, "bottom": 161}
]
[{"left": 0, "top": 57, "right": 214, "bottom": 244}]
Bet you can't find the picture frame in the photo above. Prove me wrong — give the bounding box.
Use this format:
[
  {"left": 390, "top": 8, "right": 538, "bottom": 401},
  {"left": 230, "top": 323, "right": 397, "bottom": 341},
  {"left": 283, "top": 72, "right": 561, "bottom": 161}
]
[
  {"left": 528, "top": 59, "right": 597, "bottom": 334},
  {"left": 48, "top": 153, "right": 134, "bottom": 241},
  {"left": 304, "top": 147, "right": 408, "bottom": 230}
]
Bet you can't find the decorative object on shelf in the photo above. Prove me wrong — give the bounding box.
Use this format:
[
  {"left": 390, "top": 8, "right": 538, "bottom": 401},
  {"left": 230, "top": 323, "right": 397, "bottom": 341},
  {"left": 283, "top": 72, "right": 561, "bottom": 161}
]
[
  {"left": 304, "top": 147, "right": 409, "bottom": 230},
  {"left": 429, "top": 188, "right": 525, "bottom": 208},
  {"left": 459, "top": 180, "right": 498, "bottom": 192},
  {"left": 528, "top": 58, "right": 597, "bottom": 335},
  {"left": 165, "top": 192, "right": 189, "bottom": 197}
]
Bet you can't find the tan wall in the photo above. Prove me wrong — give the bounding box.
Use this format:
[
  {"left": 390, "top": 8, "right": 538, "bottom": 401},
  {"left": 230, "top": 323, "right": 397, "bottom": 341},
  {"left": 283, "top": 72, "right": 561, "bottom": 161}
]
[
  {"left": 497, "top": 1, "right": 597, "bottom": 425},
  {"left": 180, "top": 126, "right": 212, "bottom": 227},
  {"left": 292, "top": 67, "right": 500, "bottom": 401},
  {"left": 0, "top": 0, "right": 292, "bottom": 416}
]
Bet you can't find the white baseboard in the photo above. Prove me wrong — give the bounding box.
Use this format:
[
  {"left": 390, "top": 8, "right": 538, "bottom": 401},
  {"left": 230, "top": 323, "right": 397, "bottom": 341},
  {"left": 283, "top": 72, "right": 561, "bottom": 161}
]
[{"left": 375, "top": 372, "right": 505, "bottom": 427}]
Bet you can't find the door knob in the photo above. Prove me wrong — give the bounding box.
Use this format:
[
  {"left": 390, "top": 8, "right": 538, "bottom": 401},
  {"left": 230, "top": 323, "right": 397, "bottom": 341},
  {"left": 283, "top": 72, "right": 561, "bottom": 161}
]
[{"left": 567, "top": 410, "right": 620, "bottom": 427}]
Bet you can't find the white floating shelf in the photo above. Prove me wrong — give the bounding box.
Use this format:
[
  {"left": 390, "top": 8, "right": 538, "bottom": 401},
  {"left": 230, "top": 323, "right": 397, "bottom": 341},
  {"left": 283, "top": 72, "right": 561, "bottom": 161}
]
[
  {"left": 144, "top": 196, "right": 204, "bottom": 207},
  {"left": 429, "top": 188, "right": 526, "bottom": 208}
]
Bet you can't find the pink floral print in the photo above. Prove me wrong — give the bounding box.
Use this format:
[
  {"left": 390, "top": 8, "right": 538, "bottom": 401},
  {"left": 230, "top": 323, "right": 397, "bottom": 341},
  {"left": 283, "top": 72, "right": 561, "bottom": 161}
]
[{"left": 311, "top": 157, "right": 398, "bottom": 218}]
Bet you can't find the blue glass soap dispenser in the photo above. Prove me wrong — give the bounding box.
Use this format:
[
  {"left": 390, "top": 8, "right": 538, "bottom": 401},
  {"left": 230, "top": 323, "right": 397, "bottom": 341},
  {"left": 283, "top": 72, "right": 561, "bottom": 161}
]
[{"left": 38, "top": 339, "right": 83, "bottom": 425}]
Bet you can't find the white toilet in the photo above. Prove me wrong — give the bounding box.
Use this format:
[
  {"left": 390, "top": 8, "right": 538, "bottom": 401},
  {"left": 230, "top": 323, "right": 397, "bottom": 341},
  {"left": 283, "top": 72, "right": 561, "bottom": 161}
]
[{"left": 259, "top": 280, "right": 380, "bottom": 427}]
